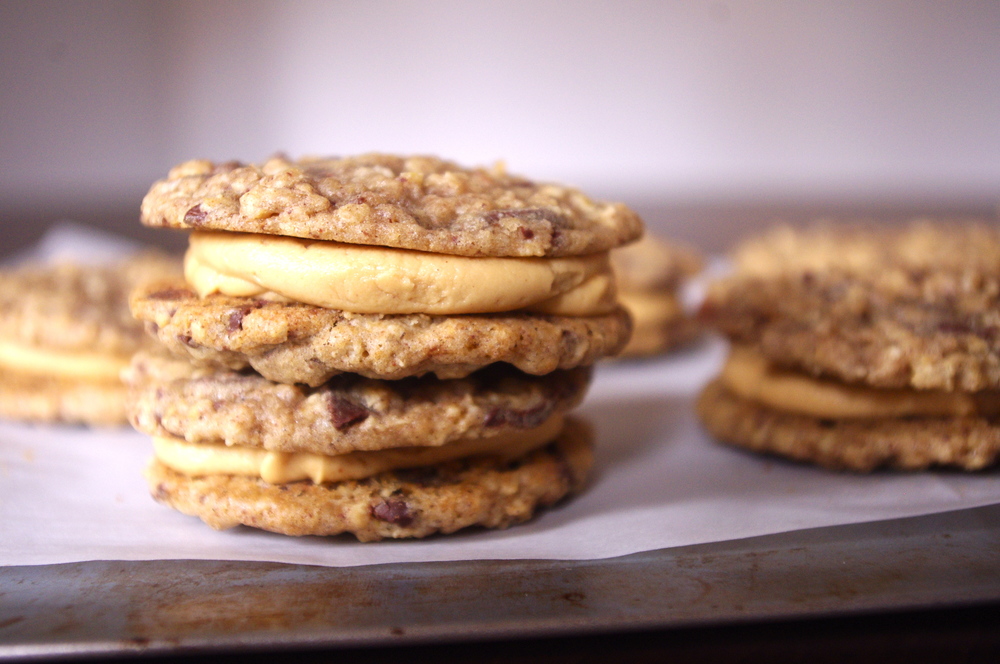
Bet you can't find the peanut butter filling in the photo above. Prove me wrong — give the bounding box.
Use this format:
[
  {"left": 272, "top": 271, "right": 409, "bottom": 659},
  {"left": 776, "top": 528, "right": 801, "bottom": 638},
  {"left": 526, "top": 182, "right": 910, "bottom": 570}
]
[
  {"left": 721, "top": 346, "right": 1000, "bottom": 419},
  {"left": 153, "top": 414, "right": 564, "bottom": 484},
  {"left": 618, "top": 290, "right": 683, "bottom": 328},
  {"left": 185, "top": 231, "right": 617, "bottom": 316},
  {"left": 0, "top": 338, "right": 128, "bottom": 382}
]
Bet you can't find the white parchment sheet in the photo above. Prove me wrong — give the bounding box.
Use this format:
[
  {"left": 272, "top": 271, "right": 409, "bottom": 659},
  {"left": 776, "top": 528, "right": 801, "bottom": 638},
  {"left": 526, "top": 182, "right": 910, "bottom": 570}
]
[{"left": 1, "top": 225, "right": 999, "bottom": 567}]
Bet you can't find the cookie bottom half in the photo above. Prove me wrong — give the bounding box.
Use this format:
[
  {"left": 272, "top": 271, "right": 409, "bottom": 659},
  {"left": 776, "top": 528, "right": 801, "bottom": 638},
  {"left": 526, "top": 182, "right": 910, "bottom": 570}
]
[
  {"left": 145, "top": 418, "right": 593, "bottom": 541},
  {"left": 697, "top": 379, "right": 1000, "bottom": 471},
  {"left": 0, "top": 369, "right": 127, "bottom": 426}
]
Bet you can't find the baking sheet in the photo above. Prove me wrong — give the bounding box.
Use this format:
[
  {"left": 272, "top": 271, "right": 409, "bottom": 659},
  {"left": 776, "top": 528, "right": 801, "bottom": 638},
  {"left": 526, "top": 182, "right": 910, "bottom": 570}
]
[
  {"left": 6, "top": 505, "right": 1000, "bottom": 660},
  {"left": 2, "top": 225, "right": 1000, "bottom": 568}
]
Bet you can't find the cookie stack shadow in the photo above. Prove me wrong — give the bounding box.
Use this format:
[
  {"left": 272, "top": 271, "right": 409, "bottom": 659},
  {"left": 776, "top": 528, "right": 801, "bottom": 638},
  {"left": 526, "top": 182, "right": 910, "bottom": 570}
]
[{"left": 124, "top": 154, "right": 642, "bottom": 540}]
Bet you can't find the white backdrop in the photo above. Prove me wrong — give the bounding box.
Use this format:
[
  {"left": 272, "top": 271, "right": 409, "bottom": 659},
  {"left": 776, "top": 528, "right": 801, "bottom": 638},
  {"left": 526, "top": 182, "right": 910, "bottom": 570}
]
[{"left": 2, "top": 1, "right": 999, "bottom": 237}]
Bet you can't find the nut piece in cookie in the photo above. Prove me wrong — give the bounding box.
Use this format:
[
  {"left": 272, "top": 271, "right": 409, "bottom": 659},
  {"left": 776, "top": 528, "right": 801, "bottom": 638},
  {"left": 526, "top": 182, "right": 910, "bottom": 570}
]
[
  {"left": 697, "top": 221, "right": 1000, "bottom": 471},
  {"left": 610, "top": 233, "right": 702, "bottom": 358},
  {"left": 131, "top": 153, "right": 641, "bottom": 538},
  {"left": 0, "top": 253, "right": 181, "bottom": 426}
]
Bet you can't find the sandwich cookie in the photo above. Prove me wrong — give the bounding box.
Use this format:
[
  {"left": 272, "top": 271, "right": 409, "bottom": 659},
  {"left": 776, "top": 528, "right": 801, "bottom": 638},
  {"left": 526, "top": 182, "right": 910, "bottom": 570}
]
[
  {"left": 697, "top": 222, "right": 1000, "bottom": 471},
  {"left": 610, "top": 233, "right": 702, "bottom": 358},
  {"left": 0, "top": 254, "right": 180, "bottom": 425},
  {"left": 132, "top": 153, "right": 642, "bottom": 538}
]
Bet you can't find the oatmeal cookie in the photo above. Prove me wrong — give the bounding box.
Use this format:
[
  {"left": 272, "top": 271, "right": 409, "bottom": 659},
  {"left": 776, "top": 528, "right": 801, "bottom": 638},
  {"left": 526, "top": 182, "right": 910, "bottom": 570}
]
[
  {"left": 0, "top": 369, "right": 127, "bottom": 427},
  {"left": 0, "top": 253, "right": 181, "bottom": 355},
  {"left": 141, "top": 154, "right": 642, "bottom": 258},
  {"left": 731, "top": 220, "right": 1000, "bottom": 278},
  {"left": 130, "top": 280, "right": 632, "bottom": 385},
  {"left": 697, "top": 379, "right": 1000, "bottom": 471},
  {"left": 703, "top": 222, "right": 1000, "bottom": 391},
  {"left": 144, "top": 417, "right": 593, "bottom": 540},
  {"left": 126, "top": 351, "right": 591, "bottom": 454},
  {"left": 0, "top": 253, "right": 181, "bottom": 425}
]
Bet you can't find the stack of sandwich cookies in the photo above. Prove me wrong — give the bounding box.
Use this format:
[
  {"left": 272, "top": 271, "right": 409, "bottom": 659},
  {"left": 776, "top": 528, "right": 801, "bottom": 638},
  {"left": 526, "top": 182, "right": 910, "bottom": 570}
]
[
  {"left": 129, "top": 154, "right": 641, "bottom": 539},
  {"left": 0, "top": 255, "right": 179, "bottom": 426},
  {"left": 697, "top": 222, "right": 1000, "bottom": 471},
  {"left": 610, "top": 234, "right": 702, "bottom": 358}
]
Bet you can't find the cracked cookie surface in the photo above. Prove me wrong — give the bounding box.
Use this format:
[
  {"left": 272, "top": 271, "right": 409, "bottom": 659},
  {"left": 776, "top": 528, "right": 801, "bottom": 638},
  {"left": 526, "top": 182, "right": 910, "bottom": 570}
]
[{"left": 141, "top": 154, "right": 643, "bottom": 258}]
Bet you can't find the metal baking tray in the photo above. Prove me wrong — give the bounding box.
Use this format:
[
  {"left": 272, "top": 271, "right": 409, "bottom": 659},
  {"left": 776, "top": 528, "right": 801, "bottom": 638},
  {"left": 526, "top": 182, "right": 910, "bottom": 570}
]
[{"left": 3, "top": 503, "right": 999, "bottom": 660}]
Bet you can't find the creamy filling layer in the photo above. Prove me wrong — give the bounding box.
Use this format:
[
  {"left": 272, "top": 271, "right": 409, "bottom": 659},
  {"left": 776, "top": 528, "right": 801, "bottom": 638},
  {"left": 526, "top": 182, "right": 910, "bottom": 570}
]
[
  {"left": 185, "top": 231, "right": 617, "bottom": 316},
  {"left": 618, "top": 290, "right": 683, "bottom": 328},
  {"left": 0, "top": 338, "right": 128, "bottom": 382},
  {"left": 721, "top": 346, "right": 1000, "bottom": 419},
  {"left": 153, "top": 414, "right": 564, "bottom": 484}
]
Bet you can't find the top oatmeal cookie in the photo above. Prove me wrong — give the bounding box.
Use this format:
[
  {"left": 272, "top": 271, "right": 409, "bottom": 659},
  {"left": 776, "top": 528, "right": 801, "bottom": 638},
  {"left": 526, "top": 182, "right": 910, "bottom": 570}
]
[
  {"left": 703, "top": 221, "right": 1000, "bottom": 391},
  {"left": 141, "top": 154, "right": 643, "bottom": 258},
  {"left": 730, "top": 220, "right": 1000, "bottom": 278}
]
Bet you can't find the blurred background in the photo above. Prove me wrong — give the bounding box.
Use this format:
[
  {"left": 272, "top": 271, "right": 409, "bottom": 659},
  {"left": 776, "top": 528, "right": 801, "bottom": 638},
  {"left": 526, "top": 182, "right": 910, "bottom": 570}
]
[{"left": 2, "top": 0, "right": 999, "bottom": 257}]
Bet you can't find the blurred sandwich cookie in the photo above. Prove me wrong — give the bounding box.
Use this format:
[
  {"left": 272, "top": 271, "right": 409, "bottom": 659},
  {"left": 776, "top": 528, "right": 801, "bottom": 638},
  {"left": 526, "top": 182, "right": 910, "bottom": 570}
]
[
  {"left": 698, "top": 222, "right": 1000, "bottom": 471},
  {"left": 0, "top": 255, "right": 179, "bottom": 425},
  {"left": 611, "top": 234, "right": 702, "bottom": 358}
]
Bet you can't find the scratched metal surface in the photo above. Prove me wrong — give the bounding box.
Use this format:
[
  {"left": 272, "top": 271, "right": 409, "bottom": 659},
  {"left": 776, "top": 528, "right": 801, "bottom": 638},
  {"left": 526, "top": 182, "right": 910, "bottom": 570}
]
[{"left": 2, "top": 504, "right": 1000, "bottom": 660}]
